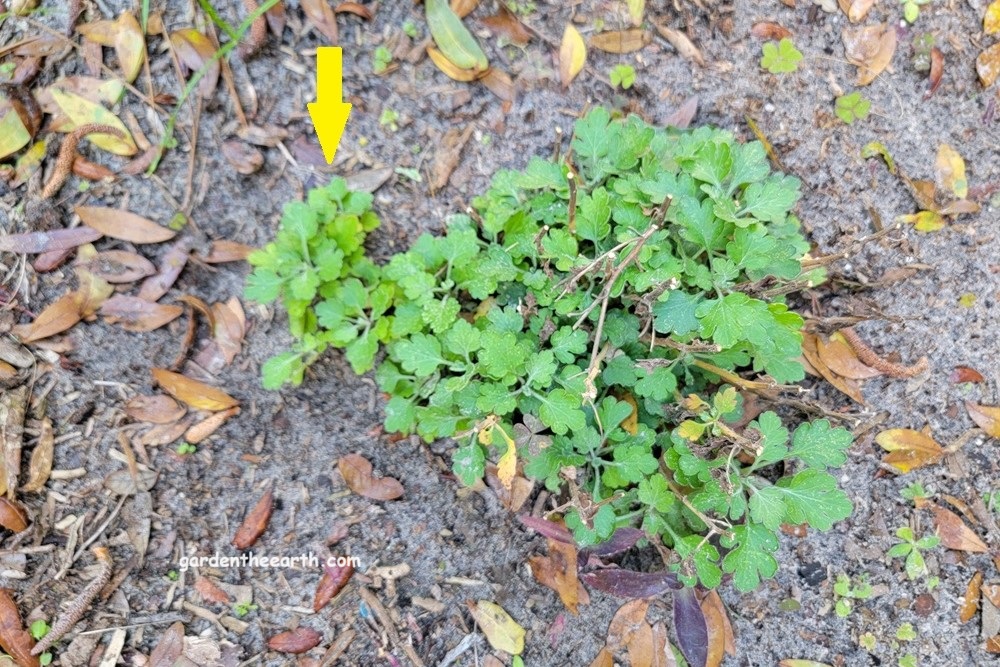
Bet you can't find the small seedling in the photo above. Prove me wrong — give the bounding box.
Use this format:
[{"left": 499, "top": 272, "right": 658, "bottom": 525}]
[
  {"left": 761, "top": 38, "right": 803, "bottom": 74},
  {"left": 30, "top": 619, "right": 53, "bottom": 665},
  {"left": 167, "top": 570, "right": 179, "bottom": 581},
  {"left": 859, "top": 632, "right": 877, "bottom": 651},
  {"left": 233, "top": 601, "right": 258, "bottom": 617},
  {"left": 176, "top": 442, "right": 196, "bottom": 455},
  {"left": 901, "top": 0, "right": 930, "bottom": 23},
  {"left": 911, "top": 33, "right": 935, "bottom": 71},
  {"left": 899, "top": 655, "right": 918, "bottom": 667},
  {"left": 373, "top": 46, "right": 393, "bottom": 74},
  {"left": 379, "top": 108, "right": 399, "bottom": 131},
  {"left": 395, "top": 166, "right": 422, "bottom": 183},
  {"left": 896, "top": 622, "right": 917, "bottom": 641},
  {"left": 835, "top": 92, "right": 870, "bottom": 124},
  {"left": 888, "top": 526, "right": 939, "bottom": 580},
  {"left": 610, "top": 64, "right": 636, "bottom": 90},
  {"left": 504, "top": 0, "right": 536, "bottom": 15},
  {"left": 402, "top": 19, "right": 419, "bottom": 38},
  {"left": 901, "top": 482, "right": 928, "bottom": 502},
  {"left": 833, "top": 573, "right": 873, "bottom": 617}
]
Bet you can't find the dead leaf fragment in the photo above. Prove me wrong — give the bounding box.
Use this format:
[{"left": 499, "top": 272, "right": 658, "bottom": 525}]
[
  {"left": 427, "top": 46, "right": 481, "bottom": 82},
  {"left": 838, "top": 0, "right": 875, "bottom": 22},
  {"left": 0, "top": 227, "right": 102, "bottom": 255},
  {"left": 467, "top": 600, "right": 525, "bottom": 655},
  {"left": 267, "top": 627, "right": 322, "bottom": 654},
  {"left": 22, "top": 417, "right": 53, "bottom": 493},
  {"left": 936, "top": 144, "right": 968, "bottom": 199},
  {"left": 232, "top": 487, "right": 273, "bottom": 550},
  {"left": 194, "top": 576, "right": 231, "bottom": 605},
  {"left": 170, "top": 29, "right": 219, "bottom": 99},
  {"left": 480, "top": 6, "right": 530, "bottom": 45},
  {"left": 590, "top": 29, "right": 650, "bottom": 54},
  {"left": 148, "top": 622, "right": 184, "bottom": 667},
  {"left": 842, "top": 24, "right": 896, "bottom": 86},
  {"left": 874, "top": 428, "right": 944, "bottom": 473},
  {"left": 313, "top": 562, "right": 354, "bottom": 612},
  {"left": 751, "top": 22, "right": 792, "bottom": 40},
  {"left": 0, "top": 498, "right": 28, "bottom": 532},
  {"left": 529, "top": 537, "right": 581, "bottom": 614},
  {"left": 988, "top": 0, "right": 1000, "bottom": 34},
  {"left": 78, "top": 249, "right": 156, "bottom": 283},
  {"left": 75, "top": 206, "right": 175, "bottom": 244},
  {"left": 978, "top": 43, "right": 1000, "bottom": 87},
  {"left": 137, "top": 237, "right": 194, "bottom": 302},
  {"left": 801, "top": 332, "right": 864, "bottom": 403},
  {"left": 559, "top": 24, "right": 586, "bottom": 87},
  {"left": 77, "top": 12, "right": 145, "bottom": 82},
  {"left": 931, "top": 504, "right": 988, "bottom": 553},
  {"left": 125, "top": 395, "right": 186, "bottom": 424},
  {"left": 200, "top": 240, "right": 255, "bottom": 264},
  {"left": 606, "top": 599, "right": 653, "bottom": 667},
  {"left": 338, "top": 454, "right": 404, "bottom": 501},
  {"left": 0, "top": 590, "right": 39, "bottom": 667},
  {"left": 960, "top": 571, "right": 983, "bottom": 623},
  {"left": 221, "top": 140, "right": 264, "bottom": 174},
  {"left": 14, "top": 293, "right": 83, "bottom": 343},
  {"left": 184, "top": 407, "right": 239, "bottom": 444},
  {"left": 966, "top": 402, "right": 1000, "bottom": 438},
  {"left": 101, "top": 296, "right": 183, "bottom": 332},
  {"left": 654, "top": 24, "right": 704, "bottom": 66},
  {"left": 151, "top": 368, "right": 239, "bottom": 411},
  {"left": 302, "top": 0, "right": 338, "bottom": 44},
  {"left": 817, "top": 333, "right": 882, "bottom": 379}
]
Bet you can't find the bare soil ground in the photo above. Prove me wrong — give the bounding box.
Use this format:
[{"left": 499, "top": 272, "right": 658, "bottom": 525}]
[{"left": 3, "top": 0, "right": 1000, "bottom": 665}]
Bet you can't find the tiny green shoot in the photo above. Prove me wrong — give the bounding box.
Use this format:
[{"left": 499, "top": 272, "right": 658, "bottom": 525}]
[
  {"left": 835, "top": 92, "right": 870, "bottom": 124},
  {"left": 373, "top": 46, "right": 393, "bottom": 74},
  {"left": 610, "top": 64, "right": 636, "bottom": 90},
  {"left": 887, "top": 525, "right": 939, "bottom": 580},
  {"left": 761, "top": 38, "right": 803, "bottom": 74}
]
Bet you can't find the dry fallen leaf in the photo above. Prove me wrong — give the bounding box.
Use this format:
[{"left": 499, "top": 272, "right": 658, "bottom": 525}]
[
  {"left": 702, "top": 590, "right": 735, "bottom": 657},
  {"left": 988, "top": 0, "right": 1000, "bottom": 34},
  {"left": 842, "top": 24, "right": 896, "bottom": 86},
  {"left": 313, "top": 561, "right": 354, "bottom": 612},
  {"left": 838, "top": 0, "right": 875, "bottom": 22},
  {"left": 589, "top": 29, "right": 650, "bottom": 54},
  {"left": 0, "top": 227, "right": 102, "bottom": 255},
  {"left": 935, "top": 144, "right": 968, "bottom": 199},
  {"left": 479, "top": 67, "right": 515, "bottom": 104},
  {"left": 750, "top": 22, "right": 792, "bottom": 40},
  {"left": 480, "top": 6, "right": 530, "bottom": 46},
  {"left": 151, "top": 368, "right": 239, "bottom": 411},
  {"left": 125, "top": 395, "right": 186, "bottom": 424},
  {"left": 47, "top": 88, "right": 137, "bottom": 155},
  {"left": 816, "top": 332, "right": 882, "bottom": 379},
  {"left": 450, "top": 0, "right": 480, "bottom": 18},
  {"left": 978, "top": 43, "right": 1000, "bottom": 87},
  {"left": 169, "top": 29, "right": 219, "bottom": 99},
  {"left": 950, "top": 366, "right": 985, "bottom": 384},
  {"left": 0, "top": 591, "right": 39, "bottom": 667},
  {"left": 530, "top": 537, "right": 581, "bottom": 614},
  {"left": 338, "top": 453, "right": 404, "bottom": 500},
  {"left": 0, "top": 497, "right": 28, "bottom": 532},
  {"left": 801, "top": 332, "right": 864, "bottom": 403},
  {"left": 267, "top": 627, "right": 322, "bottom": 654},
  {"left": 77, "top": 249, "right": 156, "bottom": 283},
  {"left": 960, "top": 571, "right": 983, "bottom": 623},
  {"left": 194, "top": 576, "right": 231, "bottom": 605},
  {"left": 200, "top": 240, "right": 255, "bottom": 264},
  {"left": 184, "top": 406, "right": 239, "bottom": 444},
  {"left": 301, "top": 0, "right": 338, "bottom": 44},
  {"left": 874, "top": 428, "right": 944, "bottom": 473},
  {"left": 467, "top": 600, "right": 525, "bottom": 655},
  {"left": 77, "top": 12, "right": 145, "bottom": 83},
  {"left": 75, "top": 206, "right": 175, "bottom": 244},
  {"left": 148, "top": 622, "right": 184, "bottom": 667},
  {"left": 930, "top": 504, "right": 988, "bottom": 553},
  {"left": 14, "top": 292, "right": 83, "bottom": 343},
  {"left": 21, "top": 417, "right": 53, "bottom": 493},
  {"left": 427, "top": 46, "right": 481, "bottom": 82},
  {"left": 654, "top": 24, "right": 704, "bottom": 66},
  {"left": 137, "top": 237, "right": 194, "bottom": 302},
  {"left": 559, "top": 24, "right": 586, "bottom": 87},
  {"left": 606, "top": 599, "right": 653, "bottom": 667},
  {"left": 966, "top": 402, "right": 1000, "bottom": 438},
  {"left": 101, "top": 296, "right": 184, "bottom": 332},
  {"left": 232, "top": 487, "right": 273, "bottom": 550}
]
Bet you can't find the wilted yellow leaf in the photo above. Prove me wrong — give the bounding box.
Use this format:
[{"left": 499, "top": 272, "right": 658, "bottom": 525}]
[
  {"left": 0, "top": 92, "right": 31, "bottom": 160},
  {"left": 467, "top": 600, "right": 525, "bottom": 655},
  {"left": 77, "top": 13, "right": 145, "bottom": 82},
  {"left": 627, "top": 0, "right": 645, "bottom": 25},
  {"left": 977, "top": 42, "right": 1000, "bottom": 87},
  {"left": 559, "top": 24, "right": 586, "bottom": 87},
  {"left": 898, "top": 210, "right": 945, "bottom": 232},
  {"left": 151, "top": 368, "right": 239, "bottom": 411},
  {"left": 496, "top": 435, "right": 517, "bottom": 491},
  {"left": 874, "top": 428, "right": 943, "bottom": 473},
  {"left": 170, "top": 29, "right": 219, "bottom": 98},
  {"left": 49, "top": 88, "right": 136, "bottom": 155},
  {"left": 427, "top": 46, "right": 481, "bottom": 81},
  {"left": 966, "top": 402, "right": 1000, "bottom": 438},
  {"left": 987, "top": 1, "right": 1000, "bottom": 35},
  {"left": 935, "top": 144, "right": 967, "bottom": 199}
]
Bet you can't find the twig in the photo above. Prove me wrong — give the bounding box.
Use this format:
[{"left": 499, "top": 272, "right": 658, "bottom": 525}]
[
  {"left": 800, "top": 226, "right": 900, "bottom": 269},
  {"left": 32, "top": 546, "right": 114, "bottom": 655},
  {"left": 356, "top": 588, "right": 425, "bottom": 667},
  {"left": 840, "top": 327, "right": 928, "bottom": 378},
  {"left": 41, "top": 124, "right": 126, "bottom": 199}
]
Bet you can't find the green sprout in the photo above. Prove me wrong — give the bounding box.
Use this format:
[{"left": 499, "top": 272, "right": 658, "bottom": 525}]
[
  {"left": 379, "top": 108, "right": 399, "bottom": 132},
  {"left": 888, "top": 525, "right": 939, "bottom": 580},
  {"left": 833, "top": 573, "right": 873, "bottom": 617},
  {"left": 402, "top": 19, "right": 419, "bottom": 38},
  {"left": 610, "top": 64, "right": 636, "bottom": 90},
  {"left": 901, "top": 0, "right": 931, "bottom": 23},
  {"left": 233, "top": 601, "right": 258, "bottom": 617},
  {"left": 760, "top": 38, "right": 802, "bottom": 74},
  {"left": 835, "top": 92, "right": 870, "bottom": 125},
  {"left": 373, "top": 46, "right": 393, "bottom": 74},
  {"left": 30, "top": 619, "right": 53, "bottom": 665},
  {"left": 176, "top": 442, "right": 196, "bottom": 455},
  {"left": 901, "top": 482, "right": 928, "bottom": 502}
]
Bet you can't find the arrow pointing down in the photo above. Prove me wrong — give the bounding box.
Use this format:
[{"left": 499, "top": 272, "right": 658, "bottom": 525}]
[{"left": 307, "top": 47, "right": 352, "bottom": 165}]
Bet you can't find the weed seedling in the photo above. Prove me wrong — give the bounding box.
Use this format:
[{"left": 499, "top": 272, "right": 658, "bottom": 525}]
[
  {"left": 176, "top": 442, "right": 196, "bottom": 455},
  {"left": 888, "top": 526, "right": 939, "bottom": 580},
  {"left": 610, "top": 64, "right": 636, "bottom": 90},
  {"left": 233, "top": 601, "right": 258, "bottom": 617},
  {"left": 901, "top": 482, "right": 928, "bottom": 502},
  {"left": 402, "top": 19, "right": 419, "bottom": 38},
  {"left": 835, "top": 92, "right": 870, "bottom": 124},
  {"left": 379, "top": 108, "right": 399, "bottom": 131},
  {"left": 373, "top": 46, "right": 393, "bottom": 74},
  {"left": 761, "top": 38, "right": 803, "bottom": 73},
  {"left": 30, "top": 619, "right": 53, "bottom": 664},
  {"left": 833, "top": 573, "right": 873, "bottom": 617},
  {"left": 901, "top": 0, "right": 931, "bottom": 23}
]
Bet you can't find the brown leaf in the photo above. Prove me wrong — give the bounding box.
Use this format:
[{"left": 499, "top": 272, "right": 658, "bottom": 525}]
[
  {"left": 194, "top": 576, "right": 231, "bottom": 605},
  {"left": 0, "top": 589, "right": 39, "bottom": 667},
  {"left": 978, "top": 43, "right": 1000, "bottom": 87},
  {"left": 338, "top": 453, "right": 404, "bottom": 500},
  {"left": 200, "top": 240, "right": 255, "bottom": 264},
  {"left": 77, "top": 249, "right": 156, "bottom": 283},
  {"left": 14, "top": 292, "right": 83, "bottom": 343},
  {"left": 137, "top": 237, "right": 194, "bottom": 302},
  {"left": 101, "top": 296, "right": 183, "bottom": 332},
  {"left": 220, "top": 140, "right": 264, "bottom": 175},
  {"left": 75, "top": 206, "right": 175, "bottom": 244},
  {"left": 75, "top": 268, "right": 113, "bottom": 318},
  {"left": 479, "top": 67, "right": 515, "bottom": 104},
  {"left": 589, "top": 648, "right": 614, "bottom": 667},
  {"left": 966, "top": 402, "right": 1000, "bottom": 438},
  {"left": 302, "top": 0, "right": 338, "bottom": 44},
  {"left": 874, "top": 428, "right": 944, "bottom": 473},
  {"left": 430, "top": 125, "right": 474, "bottom": 191},
  {"left": 313, "top": 561, "right": 355, "bottom": 612},
  {"left": 559, "top": 24, "right": 586, "bottom": 87},
  {"left": 651, "top": 621, "right": 678, "bottom": 667},
  {"left": 232, "top": 487, "right": 274, "bottom": 550},
  {"left": 950, "top": 366, "right": 985, "bottom": 384},
  {"left": 0, "top": 227, "right": 102, "bottom": 254},
  {"left": 77, "top": 13, "right": 145, "bottom": 83},
  {"left": 926, "top": 47, "right": 942, "bottom": 98},
  {"left": 589, "top": 29, "right": 650, "bottom": 54},
  {"left": 654, "top": 25, "right": 704, "bottom": 66},
  {"left": 267, "top": 627, "right": 322, "bottom": 654},
  {"left": 125, "top": 395, "right": 186, "bottom": 424},
  {"left": 21, "top": 417, "right": 53, "bottom": 493},
  {"left": 480, "top": 6, "right": 530, "bottom": 45},
  {"left": 184, "top": 406, "right": 239, "bottom": 444},
  {"left": 930, "top": 504, "right": 988, "bottom": 553},
  {"left": 0, "top": 497, "right": 28, "bottom": 532},
  {"left": 334, "top": 2, "right": 373, "bottom": 20},
  {"left": 148, "top": 621, "right": 184, "bottom": 667},
  {"left": 449, "top": 0, "right": 479, "bottom": 18},
  {"left": 750, "top": 22, "right": 792, "bottom": 40},
  {"left": 606, "top": 599, "right": 653, "bottom": 667},
  {"left": 960, "top": 571, "right": 983, "bottom": 623},
  {"left": 151, "top": 368, "right": 239, "bottom": 411},
  {"left": 842, "top": 24, "right": 897, "bottom": 86},
  {"left": 701, "top": 590, "right": 735, "bottom": 656},
  {"left": 170, "top": 29, "right": 219, "bottom": 99},
  {"left": 212, "top": 298, "right": 246, "bottom": 365},
  {"left": 838, "top": 0, "right": 875, "bottom": 22},
  {"left": 801, "top": 332, "right": 864, "bottom": 403},
  {"left": 699, "top": 591, "right": 726, "bottom": 667},
  {"left": 529, "top": 537, "right": 581, "bottom": 614},
  {"left": 265, "top": 1, "right": 286, "bottom": 35},
  {"left": 817, "top": 332, "right": 882, "bottom": 379}
]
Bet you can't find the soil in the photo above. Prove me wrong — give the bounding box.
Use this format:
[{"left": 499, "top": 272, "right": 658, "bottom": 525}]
[{"left": 3, "top": 0, "right": 1000, "bottom": 666}]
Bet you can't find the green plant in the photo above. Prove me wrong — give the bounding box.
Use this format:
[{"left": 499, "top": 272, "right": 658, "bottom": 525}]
[
  {"left": 833, "top": 573, "right": 873, "bottom": 617},
  {"left": 761, "top": 38, "right": 802, "bottom": 74},
  {"left": 911, "top": 33, "right": 935, "bottom": 71},
  {"left": 373, "top": 45, "right": 393, "bottom": 74},
  {"left": 835, "top": 92, "right": 870, "bottom": 124},
  {"left": 899, "top": 655, "right": 918, "bottom": 667},
  {"left": 379, "top": 108, "right": 399, "bottom": 131},
  {"left": 176, "top": 442, "right": 196, "bottom": 455},
  {"left": 30, "top": 619, "right": 53, "bottom": 665},
  {"left": 859, "top": 632, "right": 877, "bottom": 651},
  {"left": 896, "top": 623, "right": 917, "bottom": 641},
  {"left": 233, "top": 601, "right": 258, "bottom": 617},
  {"left": 901, "top": 0, "right": 930, "bottom": 23},
  {"left": 901, "top": 482, "right": 927, "bottom": 502},
  {"left": 247, "top": 109, "right": 854, "bottom": 592},
  {"left": 610, "top": 64, "right": 636, "bottom": 90},
  {"left": 888, "top": 525, "right": 939, "bottom": 580},
  {"left": 402, "top": 19, "right": 419, "bottom": 38},
  {"left": 166, "top": 569, "right": 179, "bottom": 581}
]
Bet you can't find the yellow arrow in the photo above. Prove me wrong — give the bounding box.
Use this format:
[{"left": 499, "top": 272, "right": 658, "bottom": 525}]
[{"left": 307, "top": 47, "right": 352, "bottom": 165}]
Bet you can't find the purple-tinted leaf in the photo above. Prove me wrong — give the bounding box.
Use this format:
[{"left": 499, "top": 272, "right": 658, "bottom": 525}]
[
  {"left": 518, "top": 515, "right": 575, "bottom": 544},
  {"left": 138, "top": 237, "right": 193, "bottom": 302},
  {"left": 0, "top": 227, "right": 102, "bottom": 253},
  {"left": 580, "top": 568, "right": 681, "bottom": 598},
  {"left": 673, "top": 587, "right": 708, "bottom": 667},
  {"left": 579, "top": 527, "right": 645, "bottom": 563}
]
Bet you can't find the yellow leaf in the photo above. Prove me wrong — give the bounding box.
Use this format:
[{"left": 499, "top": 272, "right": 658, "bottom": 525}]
[
  {"left": 678, "top": 420, "right": 705, "bottom": 441},
  {"left": 151, "top": 368, "right": 239, "bottom": 411},
  {"left": 977, "top": 42, "right": 1000, "bottom": 87},
  {"left": 496, "top": 428, "right": 517, "bottom": 491},
  {"left": 620, "top": 393, "right": 639, "bottom": 435},
  {"left": 874, "top": 428, "right": 943, "bottom": 473},
  {"left": 559, "top": 24, "right": 586, "bottom": 87},
  {"left": 467, "top": 600, "right": 525, "bottom": 655},
  {"left": 966, "top": 402, "right": 1000, "bottom": 438},
  {"left": 0, "top": 94, "right": 31, "bottom": 160},
  {"left": 935, "top": 143, "right": 968, "bottom": 199},
  {"left": 626, "top": 0, "right": 645, "bottom": 25},
  {"left": 898, "top": 210, "right": 945, "bottom": 232},
  {"left": 986, "top": 0, "right": 1000, "bottom": 34},
  {"left": 427, "top": 46, "right": 482, "bottom": 82},
  {"left": 49, "top": 88, "right": 137, "bottom": 155}
]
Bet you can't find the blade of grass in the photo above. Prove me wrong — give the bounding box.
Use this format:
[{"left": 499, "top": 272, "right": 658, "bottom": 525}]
[
  {"left": 148, "top": 0, "right": 279, "bottom": 174},
  {"left": 197, "top": 0, "right": 240, "bottom": 42},
  {"left": 141, "top": 0, "right": 150, "bottom": 33}
]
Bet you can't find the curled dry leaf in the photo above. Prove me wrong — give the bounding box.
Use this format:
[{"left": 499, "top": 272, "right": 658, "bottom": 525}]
[
  {"left": 194, "top": 576, "right": 231, "bottom": 605},
  {"left": 816, "top": 332, "right": 881, "bottom": 379},
  {"left": 559, "top": 24, "right": 586, "bottom": 87},
  {"left": 232, "top": 487, "right": 273, "bottom": 550},
  {"left": 266, "top": 627, "right": 322, "bottom": 654},
  {"left": 589, "top": 29, "right": 650, "bottom": 54},
  {"left": 169, "top": 29, "right": 219, "bottom": 99},
  {"left": 926, "top": 47, "right": 943, "bottom": 99},
  {"left": 221, "top": 140, "right": 264, "bottom": 175},
  {"left": 950, "top": 366, "right": 985, "bottom": 384},
  {"left": 301, "top": 0, "right": 338, "bottom": 44},
  {"left": 0, "top": 590, "right": 39, "bottom": 667},
  {"left": 480, "top": 67, "right": 515, "bottom": 104},
  {"left": 960, "top": 571, "right": 983, "bottom": 623},
  {"left": 874, "top": 428, "right": 944, "bottom": 473},
  {"left": 606, "top": 599, "right": 653, "bottom": 667},
  {"left": 200, "top": 240, "right": 255, "bottom": 264},
  {"left": 0, "top": 89, "right": 33, "bottom": 160},
  {"left": 467, "top": 600, "right": 525, "bottom": 655},
  {"left": 480, "top": 6, "right": 530, "bottom": 46},
  {"left": 0, "top": 497, "right": 28, "bottom": 532},
  {"left": 148, "top": 621, "right": 184, "bottom": 667},
  {"left": 842, "top": 24, "right": 896, "bottom": 86},
  {"left": 337, "top": 453, "right": 404, "bottom": 500},
  {"left": 75, "top": 206, "right": 175, "bottom": 244},
  {"left": 77, "top": 13, "right": 145, "bottom": 83},
  {"left": 930, "top": 504, "right": 988, "bottom": 553},
  {"left": 978, "top": 43, "right": 1000, "bottom": 87},
  {"left": 335, "top": 2, "right": 374, "bottom": 20},
  {"left": 751, "top": 22, "right": 792, "bottom": 40},
  {"left": 313, "top": 561, "right": 355, "bottom": 612},
  {"left": 125, "top": 394, "right": 186, "bottom": 424},
  {"left": 529, "top": 537, "right": 581, "bottom": 614},
  {"left": 0, "top": 227, "right": 102, "bottom": 254},
  {"left": 101, "top": 296, "right": 183, "bottom": 332},
  {"left": 151, "top": 368, "right": 239, "bottom": 411},
  {"left": 78, "top": 250, "right": 156, "bottom": 284},
  {"left": 654, "top": 24, "right": 704, "bottom": 66},
  {"left": 838, "top": 0, "right": 875, "bottom": 22},
  {"left": 137, "top": 237, "right": 194, "bottom": 302},
  {"left": 184, "top": 406, "right": 240, "bottom": 444},
  {"left": 14, "top": 292, "right": 83, "bottom": 343},
  {"left": 22, "top": 417, "right": 53, "bottom": 492},
  {"left": 800, "top": 332, "right": 864, "bottom": 403},
  {"left": 966, "top": 402, "right": 1000, "bottom": 438}
]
